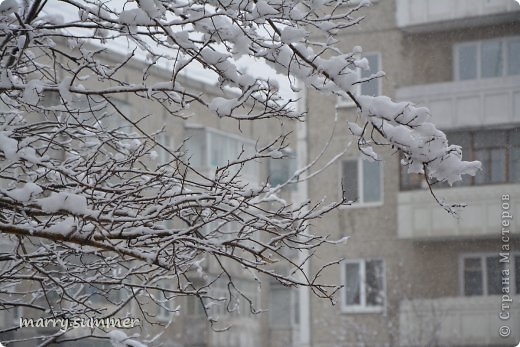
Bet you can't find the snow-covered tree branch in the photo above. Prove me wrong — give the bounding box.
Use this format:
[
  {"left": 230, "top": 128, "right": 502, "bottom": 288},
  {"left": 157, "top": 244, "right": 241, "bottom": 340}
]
[{"left": 0, "top": 0, "right": 480, "bottom": 345}]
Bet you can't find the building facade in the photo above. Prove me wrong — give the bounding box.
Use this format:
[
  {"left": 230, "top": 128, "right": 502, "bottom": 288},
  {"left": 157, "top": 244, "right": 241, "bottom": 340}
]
[
  {"left": 305, "top": 1, "right": 520, "bottom": 346},
  {"left": 0, "top": 38, "right": 303, "bottom": 347}
]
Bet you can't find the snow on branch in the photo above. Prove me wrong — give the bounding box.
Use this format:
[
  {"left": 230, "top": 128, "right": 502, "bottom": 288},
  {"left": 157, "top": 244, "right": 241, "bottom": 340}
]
[{"left": 0, "top": 0, "right": 478, "bottom": 345}]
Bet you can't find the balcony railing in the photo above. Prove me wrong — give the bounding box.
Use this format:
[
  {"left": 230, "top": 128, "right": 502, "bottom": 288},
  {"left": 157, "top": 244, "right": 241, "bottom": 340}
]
[
  {"left": 398, "top": 183, "right": 520, "bottom": 240},
  {"left": 396, "top": 75, "right": 520, "bottom": 130},
  {"left": 399, "top": 296, "right": 520, "bottom": 346},
  {"left": 396, "top": 0, "right": 520, "bottom": 32}
]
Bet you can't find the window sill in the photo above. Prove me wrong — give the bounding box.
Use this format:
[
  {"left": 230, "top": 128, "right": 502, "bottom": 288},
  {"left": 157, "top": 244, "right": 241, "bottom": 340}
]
[{"left": 341, "top": 306, "right": 384, "bottom": 314}]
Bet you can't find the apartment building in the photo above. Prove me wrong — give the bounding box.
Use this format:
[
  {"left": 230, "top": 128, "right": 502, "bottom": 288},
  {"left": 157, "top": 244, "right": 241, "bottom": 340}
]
[
  {"left": 305, "top": 1, "right": 520, "bottom": 346},
  {"left": 0, "top": 31, "right": 303, "bottom": 347}
]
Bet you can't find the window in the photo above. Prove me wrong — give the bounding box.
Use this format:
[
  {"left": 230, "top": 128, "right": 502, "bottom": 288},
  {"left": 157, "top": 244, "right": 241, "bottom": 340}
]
[
  {"left": 400, "top": 127, "right": 520, "bottom": 190},
  {"left": 455, "top": 36, "right": 520, "bottom": 80},
  {"left": 461, "top": 253, "right": 519, "bottom": 296},
  {"left": 102, "top": 99, "right": 133, "bottom": 134},
  {"left": 473, "top": 130, "right": 507, "bottom": 184},
  {"left": 193, "top": 278, "right": 259, "bottom": 319},
  {"left": 457, "top": 43, "right": 478, "bottom": 80},
  {"left": 360, "top": 53, "right": 381, "bottom": 96},
  {"left": 510, "top": 133, "right": 520, "bottom": 183},
  {"left": 157, "top": 281, "right": 175, "bottom": 321},
  {"left": 268, "top": 148, "right": 297, "bottom": 187},
  {"left": 341, "top": 159, "right": 382, "bottom": 205},
  {"left": 185, "top": 126, "right": 259, "bottom": 183},
  {"left": 337, "top": 52, "right": 381, "bottom": 107},
  {"left": 342, "top": 259, "right": 385, "bottom": 312},
  {"left": 156, "top": 131, "right": 174, "bottom": 165},
  {"left": 201, "top": 220, "right": 240, "bottom": 241},
  {"left": 269, "top": 283, "right": 299, "bottom": 328}
]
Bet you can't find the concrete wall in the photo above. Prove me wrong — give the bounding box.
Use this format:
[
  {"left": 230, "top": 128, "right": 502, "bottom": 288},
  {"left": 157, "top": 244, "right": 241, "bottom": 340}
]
[{"left": 305, "top": 1, "right": 520, "bottom": 346}]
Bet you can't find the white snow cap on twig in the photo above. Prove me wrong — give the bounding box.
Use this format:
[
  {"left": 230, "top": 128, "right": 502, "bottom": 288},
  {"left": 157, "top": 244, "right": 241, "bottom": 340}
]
[{"left": 108, "top": 330, "right": 147, "bottom": 347}]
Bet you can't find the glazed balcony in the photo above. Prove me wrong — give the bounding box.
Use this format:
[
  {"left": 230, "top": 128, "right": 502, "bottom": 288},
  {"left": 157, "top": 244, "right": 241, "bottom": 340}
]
[
  {"left": 398, "top": 183, "right": 520, "bottom": 240},
  {"left": 396, "top": 75, "right": 520, "bottom": 130},
  {"left": 396, "top": 0, "right": 520, "bottom": 32},
  {"left": 399, "top": 296, "right": 520, "bottom": 346}
]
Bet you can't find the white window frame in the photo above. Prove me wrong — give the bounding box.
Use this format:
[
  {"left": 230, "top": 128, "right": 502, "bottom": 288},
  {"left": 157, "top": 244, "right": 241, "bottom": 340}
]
[
  {"left": 459, "top": 252, "right": 520, "bottom": 297},
  {"left": 337, "top": 52, "right": 382, "bottom": 108},
  {"left": 340, "top": 258, "right": 386, "bottom": 313},
  {"left": 454, "top": 36, "right": 520, "bottom": 81},
  {"left": 340, "top": 157, "right": 384, "bottom": 208}
]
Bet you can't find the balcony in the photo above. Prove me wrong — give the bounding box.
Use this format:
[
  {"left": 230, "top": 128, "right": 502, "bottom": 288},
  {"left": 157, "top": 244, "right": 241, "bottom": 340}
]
[
  {"left": 399, "top": 296, "right": 520, "bottom": 346},
  {"left": 398, "top": 183, "right": 520, "bottom": 240},
  {"left": 396, "top": 0, "right": 520, "bottom": 32},
  {"left": 396, "top": 75, "right": 520, "bottom": 130}
]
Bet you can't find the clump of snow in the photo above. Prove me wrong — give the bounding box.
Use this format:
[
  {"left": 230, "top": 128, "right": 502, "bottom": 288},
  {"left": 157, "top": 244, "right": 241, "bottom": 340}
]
[
  {"left": 209, "top": 97, "right": 240, "bottom": 117},
  {"left": 354, "top": 57, "right": 369, "bottom": 70},
  {"left": 281, "top": 26, "right": 307, "bottom": 43},
  {"left": 0, "top": 132, "right": 18, "bottom": 160},
  {"left": 347, "top": 121, "right": 364, "bottom": 137},
  {"left": 48, "top": 217, "right": 76, "bottom": 235},
  {"left": 108, "top": 330, "right": 147, "bottom": 347},
  {"left": 360, "top": 146, "right": 379, "bottom": 161},
  {"left": 353, "top": 95, "right": 481, "bottom": 185},
  {"left": 0, "top": 0, "right": 19, "bottom": 16},
  {"left": 119, "top": 8, "right": 154, "bottom": 26},
  {"left": 253, "top": 1, "right": 278, "bottom": 18},
  {"left": 6, "top": 182, "right": 42, "bottom": 202},
  {"left": 58, "top": 77, "right": 74, "bottom": 104},
  {"left": 139, "top": 0, "right": 165, "bottom": 19},
  {"left": 37, "top": 192, "right": 88, "bottom": 214},
  {"left": 23, "top": 80, "right": 45, "bottom": 105}
]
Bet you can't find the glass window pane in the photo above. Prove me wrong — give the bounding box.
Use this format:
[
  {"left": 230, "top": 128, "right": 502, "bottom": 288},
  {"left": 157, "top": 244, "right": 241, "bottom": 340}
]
[
  {"left": 474, "top": 130, "right": 506, "bottom": 148},
  {"left": 366, "top": 260, "right": 384, "bottom": 306},
  {"left": 474, "top": 150, "right": 490, "bottom": 185},
  {"left": 464, "top": 257, "right": 483, "bottom": 296},
  {"left": 363, "top": 160, "right": 381, "bottom": 203},
  {"left": 486, "top": 256, "right": 504, "bottom": 295},
  {"left": 345, "top": 263, "right": 361, "bottom": 306},
  {"left": 490, "top": 148, "right": 506, "bottom": 183},
  {"left": 342, "top": 161, "right": 358, "bottom": 201},
  {"left": 458, "top": 44, "right": 477, "bottom": 80},
  {"left": 269, "top": 286, "right": 292, "bottom": 327},
  {"left": 445, "top": 131, "right": 472, "bottom": 186},
  {"left": 361, "top": 54, "right": 380, "bottom": 96},
  {"left": 511, "top": 147, "right": 520, "bottom": 183},
  {"left": 511, "top": 128, "right": 520, "bottom": 147},
  {"left": 481, "top": 40, "right": 503, "bottom": 78},
  {"left": 185, "top": 128, "right": 206, "bottom": 168},
  {"left": 508, "top": 39, "right": 520, "bottom": 75},
  {"left": 400, "top": 169, "right": 423, "bottom": 190}
]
